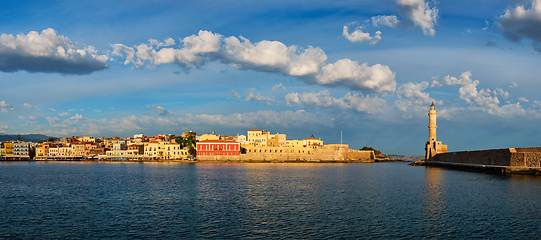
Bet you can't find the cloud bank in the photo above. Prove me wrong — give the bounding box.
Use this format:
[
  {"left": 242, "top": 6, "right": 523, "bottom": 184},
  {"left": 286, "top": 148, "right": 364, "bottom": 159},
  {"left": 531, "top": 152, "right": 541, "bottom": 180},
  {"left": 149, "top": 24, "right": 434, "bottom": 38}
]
[
  {"left": 112, "top": 30, "right": 396, "bottom": 93},
  {"left": 0, "top": 28, "right": 108, "bottom": 74}
]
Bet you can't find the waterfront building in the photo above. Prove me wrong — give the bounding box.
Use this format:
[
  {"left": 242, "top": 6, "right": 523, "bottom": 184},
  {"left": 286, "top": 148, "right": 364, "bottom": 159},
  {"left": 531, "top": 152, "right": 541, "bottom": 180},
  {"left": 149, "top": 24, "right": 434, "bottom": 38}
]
[
  {"left": 12, "top": 141, "right": 29, "bottom": 156},
  {"left": 144, "top": 142, "right": 160, "bottom": 157},
  {"left": 196, "top": 140, "right": 240, "bottom": 156},
  {"left": 127, "top": 144, "right": 144, "bottom": 155},
  {"left": 90, "top": 147, "right": 108, "bottom": 156},
  {"left": 72, "top": 142, "right": 86, "bottom": 156},
  {"left": 425, "top": 102, "right": 448, "bottom": 159},
  {"left": 163, "top": 143, "right": 186, "bottom": 159},
  {"left": 247, "top": 129, "right": 271, "bottom": 146},
  {"left": 49, "top": 147, "right": 59, "bottom": 156},
  {"left": 36, "top": 143, "right": 52, "bottom": 157},
  {"left": 59, "top": 146, "right": 72, "bottom": 156},
  {"left": 303, "top": 137, "right": 323, "bottom": 148},
  {"left": 0, "top": 142, "right": 4, "bottom": 156},
  {"left": 4, "top": 142, "right": 13, "bottom": 155}
]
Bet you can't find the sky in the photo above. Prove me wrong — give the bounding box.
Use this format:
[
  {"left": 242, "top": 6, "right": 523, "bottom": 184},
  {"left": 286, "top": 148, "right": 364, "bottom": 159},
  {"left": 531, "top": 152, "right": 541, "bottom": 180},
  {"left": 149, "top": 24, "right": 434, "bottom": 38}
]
[{"left": 1, "top": 0, "right": 541, "bottom": 156}]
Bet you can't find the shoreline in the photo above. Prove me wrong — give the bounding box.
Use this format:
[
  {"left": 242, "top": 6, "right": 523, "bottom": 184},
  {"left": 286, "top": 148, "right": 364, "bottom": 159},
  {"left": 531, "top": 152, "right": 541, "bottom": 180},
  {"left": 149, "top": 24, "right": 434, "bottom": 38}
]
[{"left": 1, "top": 157, "right": 402, "bottom": 164}]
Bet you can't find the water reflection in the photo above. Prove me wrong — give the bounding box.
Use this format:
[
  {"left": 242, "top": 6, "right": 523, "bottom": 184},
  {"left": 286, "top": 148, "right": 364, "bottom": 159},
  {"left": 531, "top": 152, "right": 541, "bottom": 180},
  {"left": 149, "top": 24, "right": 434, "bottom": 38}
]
[{"left": 422, "top": 167, "right": 448, "bottom": 237}]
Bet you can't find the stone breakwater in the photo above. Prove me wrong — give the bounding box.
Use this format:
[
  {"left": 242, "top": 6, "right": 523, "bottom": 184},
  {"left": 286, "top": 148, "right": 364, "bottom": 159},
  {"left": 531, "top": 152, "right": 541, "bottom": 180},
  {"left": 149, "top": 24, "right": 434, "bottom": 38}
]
[{"left": 413, "top": 147, "right": 541, "bottom": 174}]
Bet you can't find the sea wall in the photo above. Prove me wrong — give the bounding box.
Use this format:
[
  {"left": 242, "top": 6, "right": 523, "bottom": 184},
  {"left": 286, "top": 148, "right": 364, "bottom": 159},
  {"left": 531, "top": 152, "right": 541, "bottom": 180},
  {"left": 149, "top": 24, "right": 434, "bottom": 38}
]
[
  {"left": 197, "top": 145, "right": 374, "bottom": 161},
  {"left": 428, "top": 147, "right": 541, "bottom": 167}
]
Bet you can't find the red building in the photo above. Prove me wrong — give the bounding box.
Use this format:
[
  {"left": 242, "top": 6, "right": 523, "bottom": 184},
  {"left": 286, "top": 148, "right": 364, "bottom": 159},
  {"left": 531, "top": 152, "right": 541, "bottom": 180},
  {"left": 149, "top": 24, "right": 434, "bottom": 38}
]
[{"left": 197, "top": 140, "right": 240, "bottom": 156}]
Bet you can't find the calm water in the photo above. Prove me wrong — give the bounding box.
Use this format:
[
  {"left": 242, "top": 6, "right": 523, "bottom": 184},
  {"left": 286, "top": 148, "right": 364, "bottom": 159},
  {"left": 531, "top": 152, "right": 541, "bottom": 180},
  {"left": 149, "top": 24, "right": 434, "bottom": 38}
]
[{"left": 1, "top": 161, "right": 540, "bottom": 239}]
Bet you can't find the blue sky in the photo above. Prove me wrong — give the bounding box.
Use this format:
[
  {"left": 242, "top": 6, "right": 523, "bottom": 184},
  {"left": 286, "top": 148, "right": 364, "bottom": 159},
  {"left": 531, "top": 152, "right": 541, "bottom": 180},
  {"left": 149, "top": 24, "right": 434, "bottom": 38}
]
[{"left": 2, "top": 0, "right": 541, "bottom": 156}]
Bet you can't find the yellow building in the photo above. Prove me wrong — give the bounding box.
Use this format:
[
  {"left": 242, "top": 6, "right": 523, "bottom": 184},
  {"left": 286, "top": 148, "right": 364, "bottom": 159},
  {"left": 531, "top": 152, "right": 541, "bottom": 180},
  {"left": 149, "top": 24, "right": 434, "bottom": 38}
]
[
  {"left": 247, "top": 129, "right": 271, "bottom": 146},
  {"left": 304, "top": 137, "right": 323, "bottom": 148},
  {"left": 199, "top": 133, "right": 220, "bottom": 141},
  {"left": 284, "top": 140, "right": 303, "bottom": 148},
  {"left": 72, "top": 143, "right": 86, "bottom": 156},
  {"left": 144, "top": 142, "right": 160, "bottom": 157},
  {"left": 163, "top": 143, "right": 186, "bottom": 159},
  {"left": 4, "top": 142, "right": 13, "bottom": 155},
  {"left": 36, "top": 143, "right": 52, "bottom": 157}
]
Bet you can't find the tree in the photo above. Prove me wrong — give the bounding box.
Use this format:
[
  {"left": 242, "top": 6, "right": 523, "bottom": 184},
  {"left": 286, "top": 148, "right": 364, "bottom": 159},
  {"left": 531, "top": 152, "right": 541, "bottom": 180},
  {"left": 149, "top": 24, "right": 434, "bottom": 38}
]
[
  {"left": 361, "top": 146, "right": 382, "bottom": 156},
  {"left": 17, "top": 135, "right": 21, "bottom": 141}
]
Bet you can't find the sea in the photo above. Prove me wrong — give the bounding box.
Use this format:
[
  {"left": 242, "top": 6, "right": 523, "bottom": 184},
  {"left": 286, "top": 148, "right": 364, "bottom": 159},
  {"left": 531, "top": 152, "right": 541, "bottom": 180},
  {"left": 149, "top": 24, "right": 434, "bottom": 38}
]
[{"left": 1, "top": 161, "right": 540, "bottom": 239}]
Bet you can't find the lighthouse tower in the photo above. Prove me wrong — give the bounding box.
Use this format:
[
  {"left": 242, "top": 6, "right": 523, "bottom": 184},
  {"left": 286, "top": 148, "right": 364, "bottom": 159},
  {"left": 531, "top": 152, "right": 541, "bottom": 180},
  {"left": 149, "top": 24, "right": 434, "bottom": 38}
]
[
  {"left": 428, "top": 102, "right": 437, "bottom": 142},
  {"left": 425, "top": 102, "right": 448, "bottom": 160}
]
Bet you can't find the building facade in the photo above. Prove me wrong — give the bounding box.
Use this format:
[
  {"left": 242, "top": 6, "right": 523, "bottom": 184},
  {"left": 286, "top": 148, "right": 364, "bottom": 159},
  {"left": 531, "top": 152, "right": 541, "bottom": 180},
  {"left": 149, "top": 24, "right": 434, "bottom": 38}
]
[{"left": 197, "top": 140, "right": 240, "bottom": 156}]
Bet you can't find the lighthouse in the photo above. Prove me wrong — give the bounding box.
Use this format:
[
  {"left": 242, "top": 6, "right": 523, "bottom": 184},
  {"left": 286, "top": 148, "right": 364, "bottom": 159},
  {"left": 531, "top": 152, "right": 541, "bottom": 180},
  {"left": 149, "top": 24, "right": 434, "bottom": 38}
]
[
  {"left": 425, "top": 102, "right": 447, "bottom": 160},
  {"left": 428, "top": 102, "right": 437, "bottom": 142}
]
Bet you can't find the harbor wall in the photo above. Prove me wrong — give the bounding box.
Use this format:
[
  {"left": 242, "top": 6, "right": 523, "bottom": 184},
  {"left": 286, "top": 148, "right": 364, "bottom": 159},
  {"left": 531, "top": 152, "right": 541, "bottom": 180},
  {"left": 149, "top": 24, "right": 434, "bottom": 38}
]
[
  {"left": 428, "top": 147, "right": 541, "bottom": 167},
  {"left": 197, "top": 145, "right": 374, "bottom": 161}
]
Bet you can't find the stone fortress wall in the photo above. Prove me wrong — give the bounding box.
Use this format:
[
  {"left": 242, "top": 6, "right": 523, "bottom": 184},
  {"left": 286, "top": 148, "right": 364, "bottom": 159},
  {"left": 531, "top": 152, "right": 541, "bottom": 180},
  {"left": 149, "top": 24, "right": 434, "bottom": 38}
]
[
  {"left": 428, "top": 147, "right": 541, "bottom": 167},
  {"left": 197, "top": 144, "right": 374, "bottom": 161}
]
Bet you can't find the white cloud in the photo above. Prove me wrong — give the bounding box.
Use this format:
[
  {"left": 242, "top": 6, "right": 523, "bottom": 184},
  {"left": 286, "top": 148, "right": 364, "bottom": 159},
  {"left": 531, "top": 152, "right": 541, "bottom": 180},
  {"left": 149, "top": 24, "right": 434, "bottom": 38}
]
[
  {"left": 70, "top": 113, "right": 86, "bottom": 120},
  {"left": 519, "top": 97, "right": 529, "bottom": 102},
  {"left": 113, "top": 30, "right": 222, "bottom": 68},
  {"left": 314, "top": 59, "right": 396, "bottom": 92},
  {"left": 245, "top": 88, "right": 275, "bottom": 104},
  {"left": 29, "top": 116, "right": 37, "bottom": 120},
  {"left": 494, "top": 88, "right": 510, "bottom": 99},
  {"left": 46, "top": 116, "right": 60, "bottom": 124},
  {"left": 23, "top": 103, "right": 35, "bottom": 108},
  {"left": 285, "top": 92, "right": 301, "bottom": 106},
  {"left": 509, "top": 81, "right": 518, "bottom": 88},
  {"left": 18, "top": 116, "right": 25, "bottom": 120},
  {"left": 149, "top": 38, "right": 176, "bottom": 48},
  {"left": 273, "top": 83, "right": 285, "bottom": 90},
  {"left": 230, "top": 90, "right": 241, "bottom": 100},
  {"left": 497, "top": 0, "right": 541, "bottom": 51},
  {"left": 371, "top": 15, "right": 400, "bottom": 27},
  {"left": 285, "top": 90, "right": 386, "bottom": 114},
  {"left": 342, "top": 26, "right": 383, "bottom": 45},
  {"left": 431, "top": 71, "right": 516, "bottom": 111},
  {"left": 113, "top": 30, "right": 395, "bottom": 93},
  {"left": 0, "top": 101, "right": 13, "bottom": 112},
  {"left": 93, "top": 110, "right": 101, "bottom": 113},
  {"left": 48, "top": 108, "right": 56, "bottom": 112},
  {"left": 223, "top": 35, "right": 327, "bottom": 76},
  {"left": 0, "top": 28, "right": 108, "bottom": 74},
  {"left": 0, "top": 124, "right": 13, "bottom": 133},
  {"left": 150, "top": 106, "right": 173, "bottom": 116},
  {"left": 396, "top": 81, "right": 434, "bottom": 105},
  {"left": 395, "top": 0, "right": 438, "bottom": 36},
  {"left": 59, "top": 112, "right": 69, "bottom": 116}
]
